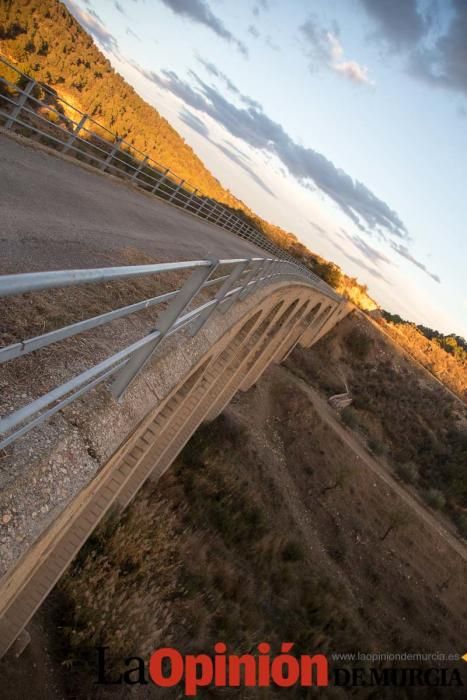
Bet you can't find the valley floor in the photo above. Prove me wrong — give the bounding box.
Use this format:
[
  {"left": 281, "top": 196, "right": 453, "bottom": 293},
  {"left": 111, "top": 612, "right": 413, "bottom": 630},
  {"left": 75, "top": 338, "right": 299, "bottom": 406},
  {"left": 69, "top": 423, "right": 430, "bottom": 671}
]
[{"left": 2, "top": 314, "right": 466, "bottom": 699}]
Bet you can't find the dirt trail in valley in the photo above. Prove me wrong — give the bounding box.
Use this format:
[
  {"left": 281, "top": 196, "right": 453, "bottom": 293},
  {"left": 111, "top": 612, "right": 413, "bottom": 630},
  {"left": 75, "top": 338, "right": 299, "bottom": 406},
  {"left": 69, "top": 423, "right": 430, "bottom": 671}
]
[
  {"left": 281, "top": 367, "right": 467, "bottom": 563},
  {"left": 227, "top": 383, "right": 362, "bottom": 606}
]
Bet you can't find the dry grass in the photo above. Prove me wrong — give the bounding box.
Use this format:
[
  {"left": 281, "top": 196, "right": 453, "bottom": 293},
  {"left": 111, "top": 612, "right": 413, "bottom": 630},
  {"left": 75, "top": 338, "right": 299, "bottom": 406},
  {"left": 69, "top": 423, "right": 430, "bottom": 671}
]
[
  {"left": 287, "top": 312, "right": 467, "bottom": 538},
  {"left": 46, "top": 362, "right": 467, "bottom": 698},
  {"left": 55, "top": 412, "right": 367, "bottom": 698},
  {"left": 377, "top": 318, "right": 467, "bottom": 401}
]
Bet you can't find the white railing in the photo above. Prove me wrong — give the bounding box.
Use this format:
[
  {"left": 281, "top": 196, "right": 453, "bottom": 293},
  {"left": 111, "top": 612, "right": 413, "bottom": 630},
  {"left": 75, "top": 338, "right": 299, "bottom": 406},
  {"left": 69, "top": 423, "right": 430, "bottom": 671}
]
[
  {"left": 0, "top": 257, "right": 337, "bottom": 450},
  {"left": 0, "top": 56, "right": 342, "bottom": 450}
]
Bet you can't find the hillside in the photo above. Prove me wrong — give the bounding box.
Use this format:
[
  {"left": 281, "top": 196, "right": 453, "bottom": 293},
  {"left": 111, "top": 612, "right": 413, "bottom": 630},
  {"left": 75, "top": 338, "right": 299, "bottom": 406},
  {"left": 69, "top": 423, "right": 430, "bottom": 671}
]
[
  {"left": 0, "top": 0, "right": 378, "bottom": 307},
  {"left": 287, "top": 313, "right": 467, "bottom": 536},
  {"left": 376, "top": 311, "right": 467, "bottom": 400},
  {"left": 4, "top": 319, "right": 465, "bottom": 698}
]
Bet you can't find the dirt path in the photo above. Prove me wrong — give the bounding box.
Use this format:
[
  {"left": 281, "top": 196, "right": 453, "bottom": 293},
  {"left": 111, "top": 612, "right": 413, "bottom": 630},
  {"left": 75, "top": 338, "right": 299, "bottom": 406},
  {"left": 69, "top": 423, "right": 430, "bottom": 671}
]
[
  {"left": 227, "top": 388, "right": 362, "bottom": 607},
  {"left": 283, "top": 367, "right": 467, "bottom": 563}
]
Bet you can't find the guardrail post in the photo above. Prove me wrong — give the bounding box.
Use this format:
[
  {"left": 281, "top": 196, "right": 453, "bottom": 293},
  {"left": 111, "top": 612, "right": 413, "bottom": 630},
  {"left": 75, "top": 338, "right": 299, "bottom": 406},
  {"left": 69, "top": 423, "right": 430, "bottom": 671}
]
[
  {"left": 239, "top": 260, "right": 263, "bottom": 300},
  {"left": 183, "top": 188, "right": 198, "bottom": 209},
  {"left": 152, "top": 167, "right": 170, "bottom": 193},
  {"left": 100, "top": 136, "right": 122, "bottom": 172},
  {"left": 131, "top": 155, "right": 148, "bottom": 182},
  {"left": 209, "top": 204, "right": 220, "bottom": 222},
  {"left": 190, "top": 259, "right": 249, "bottom": 334},
  {"left": 5, "top": 79, "right": 36, "bottom": 130},
  {"left": 205, "top": 201, "right": 218, "bottom": 221},
  {"left": 196, "top": 197, "right": 213, "bottom": 218},
  {"left": 269, "top": 260, "right": 280, "bottom": 280},
  {"left": 62, "top": 114, "right": 88, "bottom": 154},
  {"left": 251, "top": 259, "right": 271, "bottom": 292},
  {"left": 168, "top": 179, "right": 185, "bottom": 203},
  {"left": 213, "top": 206, "right": 225, "bottom": 225},
  {"left": 259, "top": 259, "right": 274, "bottom": 286},
  {"left": 223, "top": 213, "right": 236, "bottom": 230},
  {"left": 111, "top": 260, "right": 218, "bottom": 399},
  {"left": 210, "top": 202, "right": 223, "bottom": 221}
]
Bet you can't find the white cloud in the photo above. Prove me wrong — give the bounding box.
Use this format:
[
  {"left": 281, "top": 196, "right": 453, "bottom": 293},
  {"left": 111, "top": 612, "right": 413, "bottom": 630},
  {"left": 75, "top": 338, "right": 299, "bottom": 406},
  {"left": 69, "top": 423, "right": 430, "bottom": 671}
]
[
  {"left": 326, "top": 32, "right": 373, "bottom": 85},
  {"left": 63, "top": 0, "right": 118, "bottom": 53},
  {"left": 333, "top": 58, "right": 372, "bottom": 85},
  {"left": 300, "top": 20, "right": 373, "bottom": 86}
]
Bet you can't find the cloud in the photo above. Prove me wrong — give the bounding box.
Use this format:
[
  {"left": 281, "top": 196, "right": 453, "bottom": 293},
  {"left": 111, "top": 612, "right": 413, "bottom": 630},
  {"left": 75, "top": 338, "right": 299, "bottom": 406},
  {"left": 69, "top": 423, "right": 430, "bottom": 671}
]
[
  {"left": 333, "top": 60, "right": 372, "bottom": 85},
  {"left": 341, "top": 230, "right": 393, "bottom": 266},
  {"left": 248, "top": 25, "right": 260, "bottom": 39},
  {"left": 196, "top": 56, "right": 241, "bottom": 96},
  {"left": 390, "top": 242, "right": 440, "bottom": 283},
  {"left": 338, "top": 227, "right": 441, "bottom": 282},
  {"left": 144, "top": 66, "right": 407, "bottom": 240},
  {"left": 63, "top": 0, "right": 119, "bottom": 53},
  {"left": 196, "top": 55, "right": 262, "bottom": 110},
  {"left": 223, "top": 140, "right": 252, "bottom": 162},
  {"left": 359, "top": 0, "right": 467, "bottom": 101},
  {"left": 359, "top": 0, "right": 430, "bottom": 50},
  {"left": 331, "top": 239, "right": 390, "bottom": 282},
  {"left": 265, "top": 35, "right": 280, "bottom": 52},
  {"left": 300, "top": 17, "right": 373, "bottom": 86},
  {"left": 179, "top": 107, "right": 210, "bottom": 138},
  {"left": 308, "top": 221, "right": 328, "bottom": 237},
  {"left": 213, "top": 142, "right": 277, "bottom": 198},
  {"left": 408, "top": 0, "right": 467, "bottom": 99},
  {"left": 135, "top": 59, "right": 437, "bottom": 283},
  {"left": 178, "top": 108, "right": 275, "bottom": 197},
  {"left": 300, "top": 17, "right": 340, "bottom": 64},
  {"left": 158, "top": 0, "right": 248, "bottom": 56},
  {"left": 253, "top": 0, "right": 270, "bottom": 18},
  {"left": 126, "top": 26, "right": 141, "bottom": 41}
]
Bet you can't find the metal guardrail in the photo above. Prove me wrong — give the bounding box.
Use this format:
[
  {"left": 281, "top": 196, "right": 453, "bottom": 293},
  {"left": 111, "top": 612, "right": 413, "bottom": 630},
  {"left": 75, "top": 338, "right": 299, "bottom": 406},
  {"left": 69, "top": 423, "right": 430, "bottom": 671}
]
[
  {"left": 0, "top": 55, "right": 338, "bottom": 298},
  {"left": 0, "top": 257, "right": 334, "bottom": 450},
  {"left": 0, "top": 56, "right": 342, "bottom": 451}
]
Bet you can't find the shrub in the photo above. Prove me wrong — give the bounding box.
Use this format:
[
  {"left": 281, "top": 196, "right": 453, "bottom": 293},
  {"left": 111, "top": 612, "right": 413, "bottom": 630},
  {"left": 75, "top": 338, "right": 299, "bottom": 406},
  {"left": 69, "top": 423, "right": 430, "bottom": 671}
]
[
  {"left": 396, "top": 461, "right": 419, "bottom": 484},
  {"left": 346, "top": 328, "right": 373, "bottom": 360},
  {"left": 341, "top": 406, "right": 358, "bottom": 429},
  {"left": 453, "top": 513, "right": 467, "bottom": 539},
  {"left": 281, "top": 540, "right": 305, "bottom": 562},
  {"left": 41, "top": 106, "right": 61, "bottom": 124},
  {"left": 422, "top": 488, "right": 446, "bottom": 510},
  {"left": 329, "top": 542, "right": 347, "bottom": 563},
  {"left": 368, "top": 438, "right": 386, "bottom": 456}
]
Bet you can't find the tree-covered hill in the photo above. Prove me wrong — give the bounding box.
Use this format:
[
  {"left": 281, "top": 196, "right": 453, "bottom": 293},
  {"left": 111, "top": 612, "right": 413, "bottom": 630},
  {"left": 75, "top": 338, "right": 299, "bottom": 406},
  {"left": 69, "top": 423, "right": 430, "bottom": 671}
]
[
  {"left": 0, "top": 0, "right": 380, "bottom": 308},
  {"left": 0, "top": 0, "right": 232, "bottom": 198}
]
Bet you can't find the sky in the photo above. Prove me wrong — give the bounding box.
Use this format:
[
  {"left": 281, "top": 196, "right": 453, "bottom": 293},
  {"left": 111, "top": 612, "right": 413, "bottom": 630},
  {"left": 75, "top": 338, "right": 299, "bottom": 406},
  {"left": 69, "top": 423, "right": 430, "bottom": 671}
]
[{"left": 64, "top": 0, "right": 466, "bottom": 337}]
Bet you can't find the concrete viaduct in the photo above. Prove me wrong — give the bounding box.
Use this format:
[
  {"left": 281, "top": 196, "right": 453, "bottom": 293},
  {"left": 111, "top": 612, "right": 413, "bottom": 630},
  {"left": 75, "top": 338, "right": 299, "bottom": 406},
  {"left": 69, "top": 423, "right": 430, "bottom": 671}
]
[{"left": 0, "top": 131, "right": 351, "bottom": 658}]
